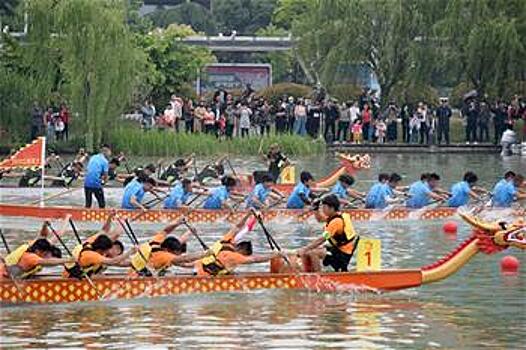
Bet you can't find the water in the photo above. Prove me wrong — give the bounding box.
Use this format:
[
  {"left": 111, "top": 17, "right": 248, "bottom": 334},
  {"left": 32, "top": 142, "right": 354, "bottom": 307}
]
[{"left": 1, "top": 153, "right": 525, "bottom": 349}]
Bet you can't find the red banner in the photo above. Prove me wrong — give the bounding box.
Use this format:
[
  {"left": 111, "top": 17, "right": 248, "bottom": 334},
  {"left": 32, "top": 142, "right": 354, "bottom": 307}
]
[{"left": 0, "top": 137, "right": 45, "bottom": 170}]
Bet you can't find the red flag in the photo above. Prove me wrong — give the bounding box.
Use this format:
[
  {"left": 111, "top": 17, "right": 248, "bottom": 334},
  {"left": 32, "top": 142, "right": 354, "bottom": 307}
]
[{"left": 0, "top": 137, "right": 45, "bottom": 170}]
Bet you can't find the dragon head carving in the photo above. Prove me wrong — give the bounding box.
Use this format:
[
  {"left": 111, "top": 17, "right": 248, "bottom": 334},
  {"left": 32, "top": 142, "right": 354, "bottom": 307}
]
[
  {"left": 459, "top": 212, "right": 526, "bottom": 252},
  {"left": 338, "top": 153, "right": 371, "bottom": 170}
]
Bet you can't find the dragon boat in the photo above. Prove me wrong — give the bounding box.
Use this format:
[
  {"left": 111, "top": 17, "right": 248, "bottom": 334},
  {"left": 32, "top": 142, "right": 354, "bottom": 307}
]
[
  {"left": 0, "top": 153, "right": 371, "bottom": 191},
  {"left": 0, "top": 202, "right": 522, "bottom": 223},
  {"left": 1, "top": 213, "right": 523, "bottom": 305}
]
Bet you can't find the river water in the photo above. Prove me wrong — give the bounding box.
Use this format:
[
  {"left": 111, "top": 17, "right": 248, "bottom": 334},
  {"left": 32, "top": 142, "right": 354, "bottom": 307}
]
[{"left": 0, "top": 153, "right": 525, "bottom": 349}]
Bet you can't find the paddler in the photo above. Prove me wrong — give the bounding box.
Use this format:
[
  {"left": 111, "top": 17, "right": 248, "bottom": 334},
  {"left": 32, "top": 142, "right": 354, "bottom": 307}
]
[
  {"left": 63, "top": 211, "right": 126, "bottom": 278},
  {"left": 50, "top": 161, "right": 84, "bottom": 187},
  {"left": 406, "top": 173, "right": 449, "bottom": 208},
  {"left": 447, "top": 171, "right": 486, "bottom": 207},
  {"left": 195, "top": 211, "right": 281, "bottom": 276},
  {"left": 294, "top": 194, "right": 359, "bottom": 272},
  {"left": 164, "top": 178, "right": 208, "bottom": 209},
  {"left": 246, "top": 174, "right": 285, "bottom": 209},
  {"left": 364, "top": 173, "right": 389, "bottom": 208},
  {"left": 195, "top": 156, "right": 227, "bottom": 184},
  {"left": 286, "top": 171, "right": 318, "bottom": 209},
  {"left": 127, "top": 218, "right": 207, "bottom": 276},
  {"left": 264, "top": 143, "right": 290, "bottom": 183},
  {"left": 330, "top": 174, "right": 365, "bottom": 207},
  {"left": 202, "top": 176, "right": 241, "bottom": 210},
  {"left": 492, "top": 172, "right": 526, "bottom": 208},
  {"left": 160, "top": 157, "right": 194, "bottom": 184},
  {"left": 84, "top": 144, "right": 112, "bottom": 208},
  {"left": 121, "top": 163, "right": 157, "bottom": 186},
  {"left": 121, "top": 176, "right": 157, "bottom": 210},
  {"left": 0, "top": 238, "right": 72, "bottom": 280},
  {"left": 365, "top": 173, "right": 403, "bottom": 209}
]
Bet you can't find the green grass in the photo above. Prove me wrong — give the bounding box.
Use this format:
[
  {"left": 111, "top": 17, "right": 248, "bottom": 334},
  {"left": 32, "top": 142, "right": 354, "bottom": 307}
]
[{"left": 109, "top": 127, "right": 326, "bottom": 156}]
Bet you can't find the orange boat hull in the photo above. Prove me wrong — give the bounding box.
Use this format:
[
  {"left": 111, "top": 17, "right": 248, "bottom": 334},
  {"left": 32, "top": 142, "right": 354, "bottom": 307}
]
[
  {"left": 0, "top": 203, "right": 463, "bottom": 223},
  {"left": 0, "top": 270, "right": 422, "bottom": 305}
]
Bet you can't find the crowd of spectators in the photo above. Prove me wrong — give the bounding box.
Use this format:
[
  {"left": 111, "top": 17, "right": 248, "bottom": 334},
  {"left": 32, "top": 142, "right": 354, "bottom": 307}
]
[
  {"left": 30, "top": 103, "right": 71, "bottom": 142},
  {"left": 141, "top": 88, "right": 526, "bottom": 146}
]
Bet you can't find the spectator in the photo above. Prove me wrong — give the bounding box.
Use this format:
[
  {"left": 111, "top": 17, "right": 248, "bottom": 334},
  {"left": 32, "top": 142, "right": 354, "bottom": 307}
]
[
  {"left": 500, "top": 125, "right": 516, "bottom": 156},
  {"left": 140, "top": 100, "right": 155, "bottom": 131},
  {"left": 384, "top": 103, "right": 398, "bottom": 143},
  {"left": 492, "top": 101, "right": 507, "bottom": 145},
  {"left": 275, "top": 100, "right": 287, "bottom": 134},
  {"left": 337, "top": 102, "right": 351, "bottom": 142},
  {"left": 224, "top": 102, "right": 236, "bottom": 139},
  {"left": 54, "top": 114, "right": 65, "bottom": 141},
  {"left": 435, "top": 98, "right": 452, "bottom": 145},
  {"left": 44, "top": 107, "right": 55, "bottom": 141},
  {"left": 59, "top": 103, "right": 70, "bottom": 141},
  {"left": 361, "top": 103, "right": 372, "bottom": 142},
  {"left": 464, "top": 100, "right": 479, "bottom": 144},
  {"left": 324, "top": 100, "right": 339, "bottom": 142},
  {"left": 351, "top": 120, "right": 363, "bottom": 144},
  {"left": 194, "top": 101, "right": 207, "bottom": 133},
  {"left": 375, "top": 119, "right": 387, "bottom": 144},
  {"left": 183, "top": 99, "right": 194, "bottom": 133},
  {"left": 163, "top": 104, "right": 175, "bottom": 128},
  {"left": 478, "top": 101, "right": 491, "bottom": 142},
  {"left": 409, "top": 112, "right": 420, "bottom": 144},
  {"left": 30, "top": 102, "right": 43, "bottom": 140},
  {"left": 416, "top": 102, "right": 428, "bottom": 144},
  {"left": 307, "top": 100, "right": 322, "bottom": 138},
  {"left": 203, "top": 106, "right": 216, "bottom": 134},
  {"left": 286, "top": 97, "right": 295, "bottom": 134},
  {"left": 170, "top": 95, "right": 183, "bottom": 132},
  {"left": 259, "top": 100, "right": 272, "bottom": 136},
  {"left": 294, "top": 99, "right": 308, "bottom": 136},
  {"left": 239, "top": 104, "right": 252, "bottom": 138},
  {"left": 401, "top": 104, "right": 411, "bottom": 143}
]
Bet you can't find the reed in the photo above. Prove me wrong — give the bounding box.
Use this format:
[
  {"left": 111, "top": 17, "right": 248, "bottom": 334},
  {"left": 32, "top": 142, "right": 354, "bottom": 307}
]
[{"left": 109, "top": 127, "right": 326, "bottom": 156}]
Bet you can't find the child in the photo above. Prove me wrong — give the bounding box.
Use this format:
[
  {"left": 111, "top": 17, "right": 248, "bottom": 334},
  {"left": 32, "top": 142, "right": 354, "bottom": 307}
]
[
  {"left": 351, "top": 120, "right": 363, "bottom": 144},
  {"left": 375, "top": 119, "right": 387, "bottom": 144}
]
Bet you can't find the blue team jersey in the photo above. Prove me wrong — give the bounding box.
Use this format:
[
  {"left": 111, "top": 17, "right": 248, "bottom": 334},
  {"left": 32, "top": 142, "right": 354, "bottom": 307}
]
[
  {"left": 246, "top": 183, "right": 270, "bottom": 208},
  {"left": 287, "top": 182, "right": 311, "bottom": 209},
  {"left": 331, "top": 181, "right": 348, "bottom": 200},
  {"left": 164, "top": 184, "right": 191, "bottom": 209},
  {"left": 492, "top": 179, "right": 516, "bottom": 207},
  {"left": 365, "top": 182, "right": 384, "bottom": 208},
  {"left": 121, "top": 180, "right": 145, "bottom": 209},
  {"left": 84, "top": 153, "right": 109, "bottom": 189},
  {"left": 448, "top": 181, "right": 471, "bottom": 207},
  {"left": 203, "top": 186, "right": 229, "bottom": 209},
  {"left": 406, "top": 181, "right": 432, "bottom": 208}
]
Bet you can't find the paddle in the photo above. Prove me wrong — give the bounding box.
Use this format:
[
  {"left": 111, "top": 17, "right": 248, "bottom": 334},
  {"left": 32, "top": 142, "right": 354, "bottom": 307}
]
[
  {"left": 27, "top": 187, "right": 80, "bottom": 205},
  {"left": 225, "top": 158, "right": 238, "bottom": 179},
  {"left": 182, "top": 220, "right": 209, "bottom": 251},
  {"left": 68, "top": 218, "right": 82, "bottom": 244},
  {"left": 121, "top": 219, "right": 152, "bottom": 273},
  {"left": 0, "top": 229, "right": 11, "bottom": 254},
  {"left": 251, "top": 210, "right": 292, "bottom": 266},
  {"left": 0, "top": 229, "right": 28, "bottom": 298},
  {"left": 46, "top": 222, "right": 103, "bottom": 299}
]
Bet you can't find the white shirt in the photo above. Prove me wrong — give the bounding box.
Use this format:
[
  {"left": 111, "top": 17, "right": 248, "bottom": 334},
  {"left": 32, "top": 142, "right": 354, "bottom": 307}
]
[{"left": 349, "top": 106, "right": 361, "bottom": 122}]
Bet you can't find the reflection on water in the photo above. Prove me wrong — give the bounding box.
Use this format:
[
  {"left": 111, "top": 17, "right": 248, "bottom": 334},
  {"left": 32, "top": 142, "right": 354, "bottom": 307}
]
[{"left": 1, "top": 154, "right": 525, "bottom": 349}]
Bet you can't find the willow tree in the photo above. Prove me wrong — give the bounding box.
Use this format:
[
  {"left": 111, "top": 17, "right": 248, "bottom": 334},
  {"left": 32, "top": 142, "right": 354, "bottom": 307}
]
[
  {"left": 55, "top": 0, "right": 148, "bottom": 150},
  {"left": 292, "top": 0, "right": 423, "bottom": 103},
  {"left": 436, "top": 0, "right": 526, "bottom": 96}
]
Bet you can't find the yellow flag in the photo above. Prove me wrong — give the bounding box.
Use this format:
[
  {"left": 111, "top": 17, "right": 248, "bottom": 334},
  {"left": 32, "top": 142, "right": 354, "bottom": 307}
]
[
  {"left": 279, "top": 165, "right": 295, "bottom": 184},
  {"left": 356, "top": 238, "right": 381, "bottom": 271}
]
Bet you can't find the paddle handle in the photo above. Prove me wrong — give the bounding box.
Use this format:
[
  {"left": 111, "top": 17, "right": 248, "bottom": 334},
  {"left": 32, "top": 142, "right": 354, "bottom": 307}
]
[{"left": 0, "top": 229, "right": 11, "bottom": 254}]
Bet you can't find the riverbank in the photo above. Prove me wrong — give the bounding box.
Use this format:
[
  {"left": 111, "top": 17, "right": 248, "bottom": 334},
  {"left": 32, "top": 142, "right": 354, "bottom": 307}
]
[{"left": 328, "top": 142, "right": 502, "bottom": 153}]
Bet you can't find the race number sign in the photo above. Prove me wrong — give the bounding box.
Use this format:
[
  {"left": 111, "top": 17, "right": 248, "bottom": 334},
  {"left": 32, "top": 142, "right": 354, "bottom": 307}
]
[{"left": 356, "top": 238, "right": 381, "bottom": 271}]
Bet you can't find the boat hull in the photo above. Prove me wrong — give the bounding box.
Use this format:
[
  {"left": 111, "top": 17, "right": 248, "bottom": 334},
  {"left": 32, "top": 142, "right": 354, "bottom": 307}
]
[
  {"left": 0, "top": 203, "right": 466, "bottom": 223},
  {"left": 0, "top": 270, "right": 422, "bottom": 305}
]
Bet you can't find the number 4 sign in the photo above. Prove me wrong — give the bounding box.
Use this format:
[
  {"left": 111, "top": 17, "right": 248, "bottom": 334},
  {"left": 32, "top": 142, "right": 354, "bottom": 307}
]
[{"left": 356, "top": 238, "right": 381, "bottom": 271}]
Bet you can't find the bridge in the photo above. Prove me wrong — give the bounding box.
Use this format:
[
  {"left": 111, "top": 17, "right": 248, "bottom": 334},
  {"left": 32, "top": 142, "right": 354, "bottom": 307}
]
[{"left": 181, "top": 35, "right": 294, "bottom": 52}]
